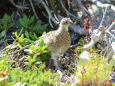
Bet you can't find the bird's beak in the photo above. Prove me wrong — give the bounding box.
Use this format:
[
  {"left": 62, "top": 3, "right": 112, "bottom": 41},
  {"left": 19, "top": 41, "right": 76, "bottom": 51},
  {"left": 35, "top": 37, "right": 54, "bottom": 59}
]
[{"left": 69, "top": 20, "right": 73, "bottom": 24}]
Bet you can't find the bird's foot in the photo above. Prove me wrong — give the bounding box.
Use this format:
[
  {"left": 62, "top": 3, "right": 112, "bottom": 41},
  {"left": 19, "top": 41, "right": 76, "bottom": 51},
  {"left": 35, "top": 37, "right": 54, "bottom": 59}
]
[{"left": 57, "top": 70, "right": 63, "bottom": 79}]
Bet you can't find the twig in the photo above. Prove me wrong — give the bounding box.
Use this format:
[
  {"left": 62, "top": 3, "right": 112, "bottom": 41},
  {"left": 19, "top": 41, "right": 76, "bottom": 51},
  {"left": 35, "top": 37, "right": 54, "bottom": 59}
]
[
  {"left": 91, "top": 0, "right": 115, "bottom": 12},
  {"left": 0, "top": 28, "right": 23, "bottom": 56},
  {"left": 9, "top": 0, "right": 28, "bottom": 9},
  {"left": 111, "top": 5, "right": 115, "bottom": 12},
  {"left": 53, "top": 14, "right": 59, "bottom": 23},
  {"left": 34, "top": 0, "right": 59, "bottom": 27},
  {"left": 67, "top": 0, "right": 71, "bottom": 9},
  {"left": 12, "top": 40, "right": 39, "bottom": 54},
  {"left": 29, "top": 0, "right": 39, "bottom": 19},
  {"left": 103, "top": 34, "right": 114, "bottom": 58},
  {"left": 76, "top": 0, "right": 91, "bottom": 19},
  {"left": 83, "top": 40, "right": 96, "bottom": 50},
  {"left": 83, "top": 27, "right": 106, "bottom": 50},
  {"left": 44, "top": 0, "right": 49, "bottom": 6},
  {"left": 106, "top": 31, "right": 115, "bottom": 40},
  {"left": 41, "top": 0, "right": 54, "bottom": 28},
  {"left": 99, "top": 6, "right": 108, "bottom": 27},
  {"left": 106, "top": 22, "right": 115, "bottom": 32},
  {"left": 111, "top": 30, "right": 115, "bottom": 32},
  {"left": 69, "top": 44, "right": 80, "bottom": 49},
  {"left": 22, "top": 0, "right": 26, "bottom": 12},
  {"left": 56, "top": 0, "right": 79, "bottom": 20},
  {"left": 22, "top": 0, "right": 26, "bottom": 6},
  {"left": 102, "top": 22, "right": 115, "bottom": 57}
]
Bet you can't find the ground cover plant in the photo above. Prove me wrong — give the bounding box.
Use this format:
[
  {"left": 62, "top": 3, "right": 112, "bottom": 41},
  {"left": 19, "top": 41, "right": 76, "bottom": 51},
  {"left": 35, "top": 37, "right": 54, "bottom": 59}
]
[{"left": 0, "top": 0, "right": 115, "bottom": 86}]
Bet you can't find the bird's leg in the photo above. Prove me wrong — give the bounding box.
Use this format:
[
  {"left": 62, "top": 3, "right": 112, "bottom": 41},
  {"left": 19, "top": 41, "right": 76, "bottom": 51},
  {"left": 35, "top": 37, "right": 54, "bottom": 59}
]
[
  {"left": 51, "top": 53, "right": 63, "bottom": 72},
  {"left": 53, "top": 57, "right": 61, "bottom": 71},
  {"left": 51, "top": 53, "right": 63, "bottom": 79}
]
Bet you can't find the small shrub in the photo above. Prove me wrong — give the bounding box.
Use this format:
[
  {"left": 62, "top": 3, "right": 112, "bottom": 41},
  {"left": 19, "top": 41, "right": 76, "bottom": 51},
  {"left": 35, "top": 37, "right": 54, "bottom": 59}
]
[
  {"left": 0, "top": 63, "right": 59, "bottom": 86},
  {"left": 75, "top": 55, "right": 114, "bottom": 86},
  {"left": 18, "top": 15, "right": 48, "bottom": 35},
  {"left": 0, "top": 14, "right": 13, "bottom": 43}
]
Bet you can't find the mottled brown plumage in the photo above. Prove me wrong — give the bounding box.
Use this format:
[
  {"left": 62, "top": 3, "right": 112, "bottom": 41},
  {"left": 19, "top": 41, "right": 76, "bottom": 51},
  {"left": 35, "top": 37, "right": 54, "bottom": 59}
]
[{"left": 42, "top": 18, "right": 73, "bottom": 71}]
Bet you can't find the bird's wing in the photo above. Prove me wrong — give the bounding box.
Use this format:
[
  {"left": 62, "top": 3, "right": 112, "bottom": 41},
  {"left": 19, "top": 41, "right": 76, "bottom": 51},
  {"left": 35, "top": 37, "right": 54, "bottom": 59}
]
[{"left": 42, "top": 30, "right": 58, "bottom": 45}]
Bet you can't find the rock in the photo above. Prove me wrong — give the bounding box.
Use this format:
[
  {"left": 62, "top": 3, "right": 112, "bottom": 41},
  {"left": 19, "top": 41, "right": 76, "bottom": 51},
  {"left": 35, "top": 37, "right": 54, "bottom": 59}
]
[
  {"left": 80, "top": 51, "right": 90, "bottom": 60},
  {"left": 111, "top": 42, "right": 115, "bottom": 53},
  {"left": 113, "top": 55, "right": 115, "bottom": 60}
]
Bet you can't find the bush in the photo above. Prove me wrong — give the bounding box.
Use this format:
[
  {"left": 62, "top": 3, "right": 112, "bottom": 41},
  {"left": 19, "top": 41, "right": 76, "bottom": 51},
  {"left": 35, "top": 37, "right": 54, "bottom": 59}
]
[{"left": 75, "top": 55, "right": 114, "bottom": 86}]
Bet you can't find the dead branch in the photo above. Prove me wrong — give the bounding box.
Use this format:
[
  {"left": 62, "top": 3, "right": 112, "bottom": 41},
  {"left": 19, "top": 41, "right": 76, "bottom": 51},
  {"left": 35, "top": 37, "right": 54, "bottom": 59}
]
[
  {"left": 99, "top": 6, "right": 108, "bottom": 27},
  {"left": 34, "top": 0, "right": 59, "bottom": 28},
  {"left": 29, "top": 0, "right": 39, "bottom": 19},
  {"left": 56, "top": 0, "right": 79, "bottom": 20},
  {"left": 83, "top": 26, "right": 106, "bottom": 50},
  {"left": 12, "top": 40, "right": 39, "bottom": 54},
  {"left": 107, "top": 22, "right": 115, "bottom": 32},
  {"left": 91, "top": 0, "right": 115, "bottom": 12},
  {"left": 9, "top": 0, "right": 28, "bottom": 9},
  {"left": 82, "top": 40, "right": 96, "bottom": 50},
  {"left": 106, "top": 22, "right": 115, "bottom": 43},
  {"left": 76, "top": 0, "right": 91, "bottom": 19},
  {"left": 83, "top": 21, "right": 115, "bottom": 50},
  {"left": 69, "top": 44, "right": 80, "bottom": 49}
]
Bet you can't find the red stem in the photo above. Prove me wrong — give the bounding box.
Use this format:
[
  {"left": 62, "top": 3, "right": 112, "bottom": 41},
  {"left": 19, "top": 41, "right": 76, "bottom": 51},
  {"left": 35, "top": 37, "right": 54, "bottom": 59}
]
[{"left": 90, "top": 16, "right": 94, "bottom": 31}]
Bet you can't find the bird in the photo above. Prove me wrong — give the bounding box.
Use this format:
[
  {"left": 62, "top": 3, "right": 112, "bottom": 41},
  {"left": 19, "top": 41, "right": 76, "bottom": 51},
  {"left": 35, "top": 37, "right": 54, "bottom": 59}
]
[{"left": 42, "top": 18, "right": 73, "bottom": 71}]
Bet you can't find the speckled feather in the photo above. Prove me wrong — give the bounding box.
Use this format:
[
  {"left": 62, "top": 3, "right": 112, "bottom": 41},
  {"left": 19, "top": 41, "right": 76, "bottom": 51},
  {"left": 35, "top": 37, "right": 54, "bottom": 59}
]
[
  {"left": 41, "top": 18, "right": 72, "bottom": 71},
  {"left": 42, "top": 27, "right": 71, "bottom": 54}
]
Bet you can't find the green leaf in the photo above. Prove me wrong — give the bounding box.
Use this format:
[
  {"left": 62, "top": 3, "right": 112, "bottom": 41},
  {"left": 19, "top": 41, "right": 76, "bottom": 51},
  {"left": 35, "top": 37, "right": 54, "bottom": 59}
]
[
  {"left": 18, "top": 35, "right": 24, "bottom": 43},
  {"left": 0, "top": 30, "right": 6, "bottom": 37},
  {"left": 0, "top": 39, "right": 4, "bottom": 43},
  {"left": 37, "top": 20, "right": 42, "bottom": 27},
  {"left": 14, "top": 32, "right": 18, "bottom": 39},
  {"left": 31, "top": 21, "right": 39, "bottom": 31},
  {"left": 30, "top": 58, "right": 36, "bottom": 63},
  {"left": 0, "top": 14, "right": 12, "bottom": 30},
  {"left": 39, "top": 39, "right": 45, "bottom": 47},
  {"left": 29, "top": 45, "right": 36, "bottom": 50},
  {"left": 28, "top": 16, "right": 34, "bottom": 25},
  {"left": 19, "top": 16, "right": 35, "bottom": 29},
  {"left": 29, "top": 32, "right": 34, "bottom": 39},
  {"left": 33, "top": 33, "right": 38, "bottom": 40},
  {"left": 1, "top": 14, "right": 11, "bottom": 25},
  {"left": 25, "top": 31, "right": 29, "bottom": 39},
  {"left": 23, "top": 38, "right": 33, "bottom": 44},
  {"left": 42, "top": 32, "right": 46, "bottom": 35},
  {"left": 19, "top": 15, "right": 29, "bottom": 28}
]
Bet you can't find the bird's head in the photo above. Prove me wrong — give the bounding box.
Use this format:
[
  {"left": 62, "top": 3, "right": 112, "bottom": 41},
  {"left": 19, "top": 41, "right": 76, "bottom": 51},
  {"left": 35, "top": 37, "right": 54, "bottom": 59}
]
[{"left": 59, "top": 18, "right": 73, "bottom": 28}]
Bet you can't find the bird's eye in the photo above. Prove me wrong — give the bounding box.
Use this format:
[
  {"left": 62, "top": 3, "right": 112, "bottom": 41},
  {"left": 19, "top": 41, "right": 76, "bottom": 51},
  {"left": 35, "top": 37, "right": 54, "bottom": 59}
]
[{"left": 65, "top": 21, "right": 68, "bottom": 24}]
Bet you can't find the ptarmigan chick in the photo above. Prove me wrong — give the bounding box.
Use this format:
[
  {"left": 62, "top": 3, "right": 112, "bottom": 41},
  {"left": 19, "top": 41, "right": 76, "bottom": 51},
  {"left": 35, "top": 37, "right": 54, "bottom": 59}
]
[{"left": 42, "top": 18, "right": 73, "bottom": 71}]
